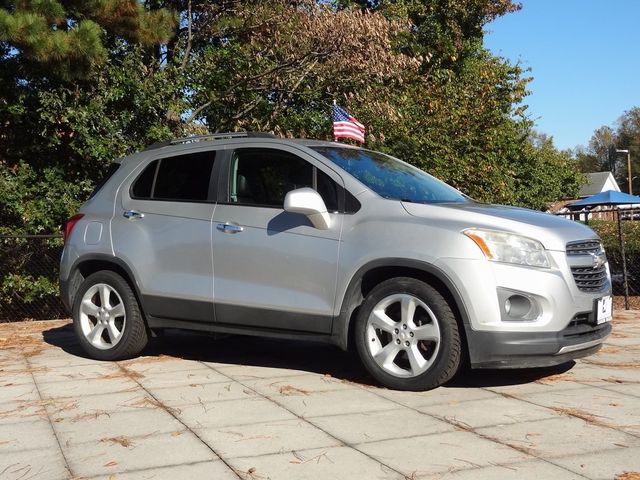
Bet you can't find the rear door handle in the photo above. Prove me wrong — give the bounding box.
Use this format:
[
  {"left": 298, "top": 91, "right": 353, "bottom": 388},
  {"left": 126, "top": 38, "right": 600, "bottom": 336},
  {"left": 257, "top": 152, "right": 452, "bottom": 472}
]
[
  {"left": 217, "top": 222, "right": 244, "bottom": 234},
  {"left": 123, "top": 210, "right": 144, "bottom": 220}
]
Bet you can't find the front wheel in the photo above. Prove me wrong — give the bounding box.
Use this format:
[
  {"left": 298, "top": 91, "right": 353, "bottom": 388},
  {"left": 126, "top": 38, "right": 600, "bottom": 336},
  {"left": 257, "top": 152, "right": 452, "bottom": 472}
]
[
  {"left": 73, "top": 270, "right": 148, "bottom": 361},
  {"left": 355, "top": 277, "right": 461, "bottom": 391}
]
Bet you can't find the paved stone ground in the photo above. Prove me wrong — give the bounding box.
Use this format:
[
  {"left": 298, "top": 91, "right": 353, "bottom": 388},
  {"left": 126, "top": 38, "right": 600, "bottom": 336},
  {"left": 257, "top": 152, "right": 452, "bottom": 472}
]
[{"left": 1, "top": 312, "right": 639, "bottom": 480}]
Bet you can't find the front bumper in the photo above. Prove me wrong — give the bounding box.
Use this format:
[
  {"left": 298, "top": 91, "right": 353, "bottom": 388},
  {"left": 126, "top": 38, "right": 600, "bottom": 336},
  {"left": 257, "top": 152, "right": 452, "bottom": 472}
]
[{"left": 468, "top": 312, "right": 612, "bottom": 369}]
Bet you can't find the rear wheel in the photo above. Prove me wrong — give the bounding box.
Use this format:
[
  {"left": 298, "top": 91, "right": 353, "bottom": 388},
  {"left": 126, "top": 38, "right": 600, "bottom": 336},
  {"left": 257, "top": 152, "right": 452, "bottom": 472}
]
[
  {"left": 355, "top": 277, "right": 461, "bottom": 391},
  {"left": 73, "top": 270, "right": 148, "bottom": 360}
]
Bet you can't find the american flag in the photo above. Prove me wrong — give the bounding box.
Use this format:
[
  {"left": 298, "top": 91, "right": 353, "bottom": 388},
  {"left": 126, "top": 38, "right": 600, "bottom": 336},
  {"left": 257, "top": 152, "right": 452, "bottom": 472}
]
[{"left": 333, "top": 103, "right": 365, "bottom": 144}]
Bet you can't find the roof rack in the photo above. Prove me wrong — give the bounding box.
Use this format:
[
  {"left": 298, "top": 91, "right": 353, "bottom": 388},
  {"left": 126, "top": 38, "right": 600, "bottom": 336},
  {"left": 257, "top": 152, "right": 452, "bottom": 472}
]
[{"left": 144, "top": 132, "right": 276, "bottom": 151}]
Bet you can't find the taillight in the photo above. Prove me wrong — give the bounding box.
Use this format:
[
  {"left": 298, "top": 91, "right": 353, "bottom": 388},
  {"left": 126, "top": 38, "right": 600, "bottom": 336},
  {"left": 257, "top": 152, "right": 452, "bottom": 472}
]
[{"left": 64, "top": 213, "right": 85, "bottom": 243}]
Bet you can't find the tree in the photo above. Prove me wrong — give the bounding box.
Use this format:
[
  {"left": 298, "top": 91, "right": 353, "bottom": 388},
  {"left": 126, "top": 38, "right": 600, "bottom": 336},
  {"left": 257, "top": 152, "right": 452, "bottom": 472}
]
[
  {"left": 184, "top": 1, "right": 418, "bottom": 135},
  {"left": 0, "top": 0, "right": 584, "bottom": 239},
  {"left": 0, "top": 1, "right": 178, "bottom": 234},
  {"left": 0, "top": 0, "right": 175, "bottom": 79},
  {"left": 577, "top": 108, "right": 640, "bottom": 194},
  {"left": 615, "top": 107, "right": 640, "bottom": 194}
]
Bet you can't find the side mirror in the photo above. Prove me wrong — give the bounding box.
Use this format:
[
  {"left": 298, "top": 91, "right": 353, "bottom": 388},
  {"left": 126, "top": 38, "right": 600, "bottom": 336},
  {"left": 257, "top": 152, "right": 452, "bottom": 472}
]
[{"left": 284, "top": 188, "right": 331, "bottom": 230}]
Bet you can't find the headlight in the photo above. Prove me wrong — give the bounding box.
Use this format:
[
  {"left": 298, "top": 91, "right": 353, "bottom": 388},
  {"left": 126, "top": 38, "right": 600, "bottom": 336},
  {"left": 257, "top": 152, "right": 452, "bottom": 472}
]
[{"left": 463, "top": 229, "right": 550, "bottom": 268}]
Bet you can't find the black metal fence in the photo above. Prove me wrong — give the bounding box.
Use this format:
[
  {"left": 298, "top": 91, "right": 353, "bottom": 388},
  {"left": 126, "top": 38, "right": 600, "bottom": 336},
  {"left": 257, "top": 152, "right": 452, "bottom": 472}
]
[
  {"left": 1, "top": 214, "right": 639, "bottom": 322},
  {"left": 555, "top": 208, "right": 640, "bottom": 308},
  {"left": 0, "top": 235, "right": 67, "bottom": 321}
]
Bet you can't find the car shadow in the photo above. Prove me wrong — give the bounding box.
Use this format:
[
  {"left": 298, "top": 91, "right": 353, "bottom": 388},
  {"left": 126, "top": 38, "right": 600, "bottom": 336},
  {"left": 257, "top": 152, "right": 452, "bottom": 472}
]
[{"left": 42, "top": 324, "right": 577, "bottom": 390}]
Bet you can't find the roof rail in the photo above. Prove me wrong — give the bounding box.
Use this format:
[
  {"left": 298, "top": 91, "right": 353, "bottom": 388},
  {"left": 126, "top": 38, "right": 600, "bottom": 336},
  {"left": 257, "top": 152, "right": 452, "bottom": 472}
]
[{"left": 143, "top": 132, "right": 276, "bottom": 151}]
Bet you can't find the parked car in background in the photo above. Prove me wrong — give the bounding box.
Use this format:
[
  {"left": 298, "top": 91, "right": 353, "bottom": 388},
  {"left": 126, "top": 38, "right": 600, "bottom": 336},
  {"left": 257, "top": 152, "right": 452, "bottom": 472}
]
[{"left": 60, "top": 133, "right": 612, "bottom": 391}]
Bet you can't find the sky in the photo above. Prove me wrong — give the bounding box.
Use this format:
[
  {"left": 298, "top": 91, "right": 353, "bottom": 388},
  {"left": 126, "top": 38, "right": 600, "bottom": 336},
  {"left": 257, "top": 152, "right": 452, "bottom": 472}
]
[{"left": 483, "top": 0, "right": 640, "bottom": 151}]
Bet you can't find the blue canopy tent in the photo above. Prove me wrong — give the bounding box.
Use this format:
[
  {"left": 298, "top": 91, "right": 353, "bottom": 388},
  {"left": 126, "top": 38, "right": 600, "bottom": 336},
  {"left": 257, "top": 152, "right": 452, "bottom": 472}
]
[
  {"left": 568, "top": 190, "right": 640, "bottom": 309},
  {"left": 568, "top": 190, "right": 640, "bottom": 208}
]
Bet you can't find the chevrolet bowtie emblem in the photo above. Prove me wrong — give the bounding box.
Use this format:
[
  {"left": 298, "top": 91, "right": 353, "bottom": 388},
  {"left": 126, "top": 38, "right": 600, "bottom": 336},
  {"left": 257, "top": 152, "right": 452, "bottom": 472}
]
[{"left": 590, "top": 251, "right": 607, "bottom": 269}]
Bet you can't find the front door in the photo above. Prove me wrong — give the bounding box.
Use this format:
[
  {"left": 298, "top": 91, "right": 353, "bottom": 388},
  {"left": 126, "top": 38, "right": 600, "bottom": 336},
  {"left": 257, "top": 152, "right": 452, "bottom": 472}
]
[{"left": 212, "top": 146, "right": 343, "bottom": 333}]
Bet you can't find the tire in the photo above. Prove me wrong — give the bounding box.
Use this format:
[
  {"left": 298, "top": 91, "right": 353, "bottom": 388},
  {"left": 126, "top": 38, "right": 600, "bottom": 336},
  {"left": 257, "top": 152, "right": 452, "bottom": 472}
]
[
  {"left": 72, "top": 270, "right": 148, "bottom": 361},
  {"left": 355, "top": 277, "right": 461, "bottom": 391}
]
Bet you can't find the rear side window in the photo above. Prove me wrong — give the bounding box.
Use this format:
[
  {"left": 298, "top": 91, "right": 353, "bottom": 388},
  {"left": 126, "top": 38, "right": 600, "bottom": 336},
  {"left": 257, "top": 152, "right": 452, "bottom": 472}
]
[{"left": 131, "top": 151, "right": 216, "bottom": 202}]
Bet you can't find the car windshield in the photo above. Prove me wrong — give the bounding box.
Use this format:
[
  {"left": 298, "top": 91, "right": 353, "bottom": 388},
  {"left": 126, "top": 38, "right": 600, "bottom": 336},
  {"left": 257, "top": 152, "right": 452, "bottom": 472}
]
[{"left": 311, "top": 147, "right": 470, "bottom": 204}]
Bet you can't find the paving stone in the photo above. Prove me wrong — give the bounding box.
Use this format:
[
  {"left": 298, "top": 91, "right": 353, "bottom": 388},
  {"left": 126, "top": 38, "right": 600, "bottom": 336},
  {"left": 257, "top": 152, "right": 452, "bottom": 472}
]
[
  {"left": 515, "top": 385, "right": 640, "bottom": 436},
  {"left": 553, "top": 445, "right": 640, "bottom": 480},
  {"left": 135, "top": 367, "right": 230, "bottom": 389},
  {"left": 31, "top": 363, "right": 120, "bottom": 384},
  {"left": 562, "top": 364, "right": 640, "bottom": 385},
  {"left": 53, "top": 408, "right": 185, "bottom": 445},
  {"left": 121, "top": 357, "right": 212, "bottom": 375},
  {"left": 597, "top": 381, "right": 640, "bottom": 399},
  {"left": 37, "top": 376, "right": 139, "bottom": 399},
  {"left": 148, "top": 380, "right": 257, "bottom": 406},
  {"left": 46, "top": 391, "right": 152, "bottom": 422},
  {"left": 64, "top": 430, "right": 218, "bottom": 478},
  {"left": 0, "top": 398, "right": 48, "bottom": 423},
  {"left": 228, "top": 446, "right": 405, "bottom": 480},
  {"left": 0, "top": 357, "right": 29, "bottom": 373},
  {"left": 356, "top": 430, "right": 529, "bottom": 476},
  {"left": 418, "top": 460, "right": 588, "bottom": 480},
  {"left": 0, "top": 380, "right": 39, "bottom": 405},
  {"left": 176, "top": 396, "right": 297, "bottom": 429},
  {"left": 27, "top": 351, "right": 103, "bottom": 368},
  {"left": 195, "top": 418, "right": 340, "bottom": 458},
  {"left": 246, "top": 373, "right": 359, "bottom": 396},
  {"left": 213, "top": 363, "right": 312, "bottom": 380},
  {"left": 1, "top": 315, "right": 640, "bottom": 479},
  {"left": 417, "top": 394, "right": 560, "bottom": 428},
  {"left": 310, "top": 408, "right": 454, "bottom": 444},
  {"left": 477, "top": 416, "right": 640, "bottom": 458},
  {"left": 88, "top": 460, "right": 239, "bottom": 480},
  {"left": 481, "top": 370, "right": 589, "bottom": 396},
  {"left": 370, "top": 385, "right": 501, "bottom": 408},
  {"left": 0, "top": 418, "right": 59, "bottom": 453},
  {"left": 267, "top": 388, "right": 397, "bottom": 418},
  {"left": 0, "top": 447, "right": 70, "bottom": 480}
]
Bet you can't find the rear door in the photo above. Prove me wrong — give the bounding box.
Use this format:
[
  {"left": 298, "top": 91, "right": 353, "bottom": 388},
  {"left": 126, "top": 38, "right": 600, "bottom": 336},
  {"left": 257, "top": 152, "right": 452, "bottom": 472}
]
[
  {"left": 111, "top": 148, "right": 218, "bottom": 324},
  {"left": 212, "top": 145, "right": 344, "bottom": 333}
]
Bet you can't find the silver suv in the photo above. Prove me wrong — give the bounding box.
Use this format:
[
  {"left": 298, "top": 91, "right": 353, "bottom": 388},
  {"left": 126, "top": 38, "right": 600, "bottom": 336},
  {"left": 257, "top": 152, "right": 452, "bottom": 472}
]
[{"left": 60, "top": 133, "right": 612, "bottom": 391}]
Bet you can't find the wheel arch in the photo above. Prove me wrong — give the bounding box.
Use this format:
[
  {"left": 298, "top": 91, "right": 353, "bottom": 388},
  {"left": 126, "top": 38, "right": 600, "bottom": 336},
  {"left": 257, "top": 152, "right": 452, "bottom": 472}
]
[
  {"left": 332, "top": 258, "right": 471, "bottom": 353},
  {"left": 62, "top": 254, "right": 147, "bottom": 317}
]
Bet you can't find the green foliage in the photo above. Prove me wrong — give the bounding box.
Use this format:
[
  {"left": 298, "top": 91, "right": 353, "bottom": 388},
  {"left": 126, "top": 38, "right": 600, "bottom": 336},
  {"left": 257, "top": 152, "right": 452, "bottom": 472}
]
[
  {"left": 0, "top": 0, "right": 176, "bottom": 79},
  {"left": 0, "top": 161, "right": 92, "bottom": 235},
  {"left": 0, "top": 236, "right": 64, "bottom": 320},
  {"left": 576, "top": 107, "right": 640, "bottom": 195},
  {"left": 589, "top": 219, "right": 640, "bottom": 253},
  {"left": 0, "top": 0, "right": 583, "bottom": 242}
]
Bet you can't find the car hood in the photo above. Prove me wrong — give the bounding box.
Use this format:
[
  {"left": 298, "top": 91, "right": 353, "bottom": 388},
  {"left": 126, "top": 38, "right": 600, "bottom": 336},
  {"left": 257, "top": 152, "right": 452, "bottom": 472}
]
[{"left": 401, "top": 201, "right": 599, "bottom": 251}]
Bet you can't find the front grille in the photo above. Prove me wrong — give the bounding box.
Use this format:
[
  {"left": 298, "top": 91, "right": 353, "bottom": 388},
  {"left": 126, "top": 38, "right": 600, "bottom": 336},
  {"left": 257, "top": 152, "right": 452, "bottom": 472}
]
[
  {"left": 566, "top": 240, "right": 602, "bottom": 255},
  {"left": 566, "top": 240, "right": 608, "bottom": 293}
]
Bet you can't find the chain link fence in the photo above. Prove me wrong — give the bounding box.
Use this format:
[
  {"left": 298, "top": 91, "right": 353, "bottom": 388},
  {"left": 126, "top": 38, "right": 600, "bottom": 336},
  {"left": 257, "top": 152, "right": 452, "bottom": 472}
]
[{"left": 0, "top": 235, "right": 68, "bottom": 322}]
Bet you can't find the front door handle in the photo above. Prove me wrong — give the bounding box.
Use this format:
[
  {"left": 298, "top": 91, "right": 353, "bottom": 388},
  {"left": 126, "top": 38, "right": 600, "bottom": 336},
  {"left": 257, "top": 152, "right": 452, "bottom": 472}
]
[
  {"left": 123, "top": 210, "right": 144, "bottom": 220},
  {"left": 217, "top": 222, "right": 244, "bottom": 234}
]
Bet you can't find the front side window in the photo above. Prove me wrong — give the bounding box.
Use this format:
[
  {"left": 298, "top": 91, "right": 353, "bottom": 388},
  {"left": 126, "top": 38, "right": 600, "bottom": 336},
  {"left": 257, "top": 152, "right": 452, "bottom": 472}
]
[
  {"left": 130, "top": 151, "right": 216, "bottom": 202},
  {"left": 311, "top": 147, "right": 470, "bottom": 204},
  {"left": 229, "top": 149, "right": 314, "bottom": 208}
]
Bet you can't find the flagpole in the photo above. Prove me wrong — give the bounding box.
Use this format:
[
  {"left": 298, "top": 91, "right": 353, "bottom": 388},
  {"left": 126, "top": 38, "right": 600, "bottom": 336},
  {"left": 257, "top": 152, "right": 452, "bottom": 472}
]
[{"left": 332, "top": 100, "right": 337, "bottom": 141}]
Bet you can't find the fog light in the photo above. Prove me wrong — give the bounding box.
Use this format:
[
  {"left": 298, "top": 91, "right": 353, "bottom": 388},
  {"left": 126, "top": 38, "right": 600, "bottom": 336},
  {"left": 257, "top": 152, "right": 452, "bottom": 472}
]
[
  {"left": 505, "top": 295, "right": 532, "bottom": 319},
  {"left": 497, "top": 288, "right": 541, "bottom": 322}
]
